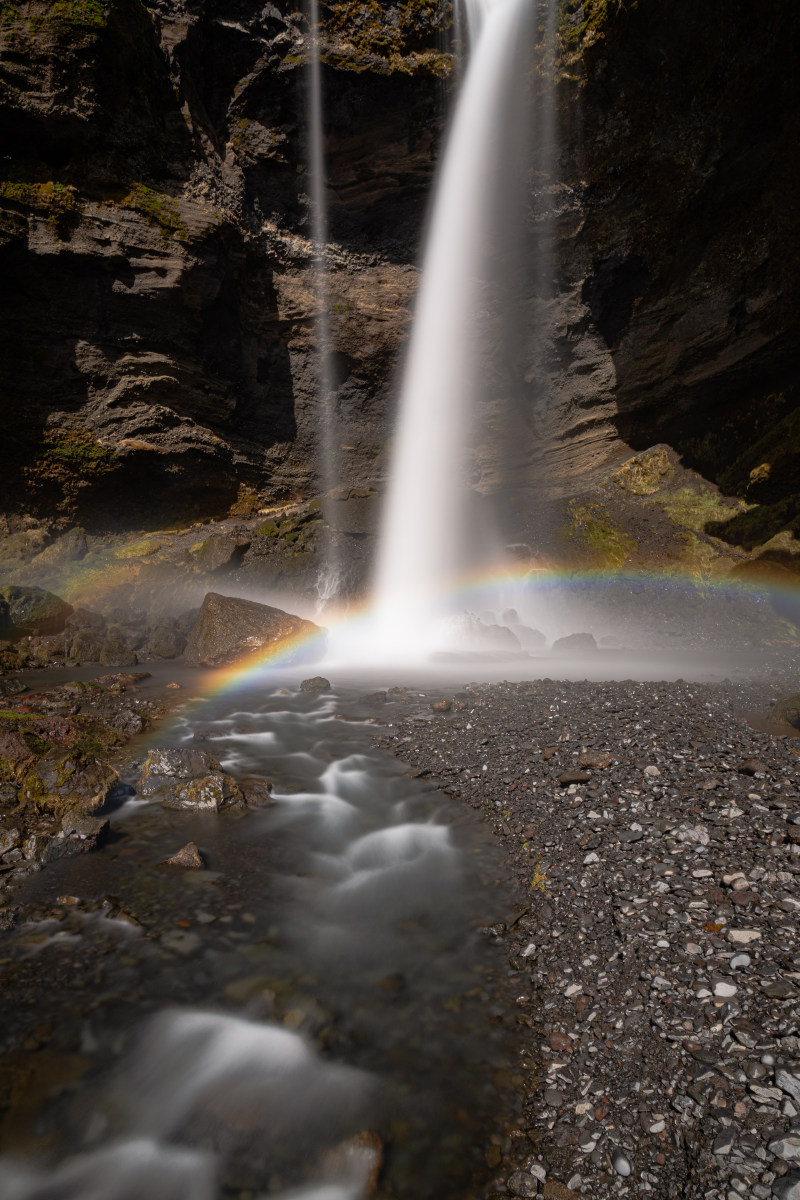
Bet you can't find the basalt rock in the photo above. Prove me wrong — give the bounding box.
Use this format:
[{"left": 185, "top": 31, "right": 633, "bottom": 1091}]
[
  {"left": 184, "top": 591, "right": 325, "bottom": 668},
  {"left": 0, "top": 0, "right": 798, "bottom": 588},
  {"left": 0, "top": 0, "right": 447, "bottom": 533},
  {"left": 0, "top": 586, "right": 72, "bottom": 637}
]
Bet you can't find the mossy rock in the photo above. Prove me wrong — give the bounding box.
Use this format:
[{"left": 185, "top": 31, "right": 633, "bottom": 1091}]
[
  {"left": 322, "top": 0, "right": 453, "bottom": 65},
  {"left": 0, "top": 585, "right": 72, "bottom": 637},
  {"left": 254, "top": 519, "right": 279, "bottom": 538},
  {"left": 612, "top": 446, "right": 673, "bottom": 495},
  {"left": 649, "top": 484, "right": 745, "bottom": 534},
  {"left": 718, "top": 402, "right": 800, "bottom": 503},
  {"left": 708, "top": 495, "right": 800, "bottom": 553},
  {"left": 561, "top": 500, "right": 636, "bottom": 567},
  {"left": 114, "top": 537, "right": 162, "bottom": 560},
  {"left": 123, "top": 183, "right": 188, "bottom": 241},
  {"left": 19, "top": 749, "right": 117, "bottom": 816},
  {"left": 669, "top": 531, "right": 736, "bottom": 581}
]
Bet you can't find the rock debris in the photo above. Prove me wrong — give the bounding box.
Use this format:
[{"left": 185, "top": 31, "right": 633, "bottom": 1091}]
[{"left": 379, "top": 675, "right": 800, "bottom": 1200}]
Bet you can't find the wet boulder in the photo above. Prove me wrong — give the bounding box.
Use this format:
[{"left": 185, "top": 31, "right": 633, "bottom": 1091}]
[
  {"left": 99, "top": 639, "right": 138, "bottom": 667},
  {"left": 22, "top": 750, "right": 118, "bottom": 816},
  {"left": 138, "top": 747, "right": 245, "bottom": 811},
  {"left": 47, "top": 813, "right": 110, "bottom": 859},
  {"left": 239, "top": 778, "right": 274, "bottom": 808},
  {"left": 138, "top": 747, "right": 223, "bottom": 795},
  {"left": 184, "top": 592, "right": 326, "bottom": 668},
  {"left": 552, "top": 632, "right": 598, "bottom": 654},
  {"left": 0, "top": 586, "right": 73, "bottom": 637},
  {"left": 68, "top": 631, "right": 105, "bottom": 663},
  {"left": 143, "top": 621, "right": 186, "bottom": 660},
  {"left": 27, "top": 635, "right": 67, "bottom": 666},
  {"left": 163, "top": 772, "right": 245, "bottom": 812},
  {"left": 508, "top": 624, "right": 546, "bottom": 650},
  {"left": 65, "top": 606, "right": 106, "bottom": 632},
  {"left": 300, "top": 676, "right": 331, "bottom": 693}
]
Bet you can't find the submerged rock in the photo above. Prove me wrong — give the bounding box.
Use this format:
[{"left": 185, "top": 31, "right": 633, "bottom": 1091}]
[
  {"left": 323, "top": 1131, "right": 384, "bottom": 1196},
  {"left": 239, "top": 778, "right": 275, "bottom": 808},
  {"left": 184, "top": 592, "right": 326, "bottom": 668}
]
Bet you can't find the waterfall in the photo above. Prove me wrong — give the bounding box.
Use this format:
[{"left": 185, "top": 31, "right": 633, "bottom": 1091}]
[
  {"left": 308, "top": 0, "right": 340, "bottom": 600},
  {"left": 370, "top": 0, "right": 539, "bottom": 655}
]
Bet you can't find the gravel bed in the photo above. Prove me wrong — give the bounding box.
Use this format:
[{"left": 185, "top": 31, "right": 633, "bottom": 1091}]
[{"left": 376, "top": 676, "right": 800, "bottom": 1200}]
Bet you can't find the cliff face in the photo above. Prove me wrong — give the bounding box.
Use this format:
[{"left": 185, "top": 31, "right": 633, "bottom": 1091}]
[
  {"left": 1, "top": 0, "right": 799, "bottom": 593},
  {"left": 555, "top": 1, "right": 800, "bottom": 526},
  {"left": 0, "top": 0, "right": 446, "bottom": 532}
]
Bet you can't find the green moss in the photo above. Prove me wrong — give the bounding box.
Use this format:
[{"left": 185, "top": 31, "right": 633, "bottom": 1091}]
[
  {"left": 1, "top": 0, "right": 109, "bottom": 29},
  {"left": 670, "top": 530, "right": 735, "bottom": 581},
  {"left": 123, "top": 182, "right": 188, "bottom": 241},
  {"left": 0, "top": 180, "right": 82, "bottom": 239},
  {"left": 46, "top": 0, "right": 109, "bottom": 26},
  {"left": 39, "top": 427, "right": 115, "bottom": 470},
  {"left": 562, "top": 500, "right": 636, "bottom": 567},
  {"left": 707, "top": 496, "right": 800, "bottom": 552},
  {"left": 254, "top": 519, "right": 279, "bottom": 537},
  {"left": 321, "top": 0, "right": 453, "bottom": 68},
  {"left": 612, "top": 447, "right": 673, "bottom": 496},
  {"left": 648, "top": 484, "right": 745, "bottom": 533},
  {"left": 558, "top": 0, "right": 630, "bottom": 49},
  {"left": 114, "top": 537, "right": 162, "bottom": 559}
]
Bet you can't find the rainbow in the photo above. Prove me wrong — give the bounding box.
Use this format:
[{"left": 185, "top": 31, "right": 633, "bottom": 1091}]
[{"left": 195, "top": 561, "right": 800, "bottom": 698}]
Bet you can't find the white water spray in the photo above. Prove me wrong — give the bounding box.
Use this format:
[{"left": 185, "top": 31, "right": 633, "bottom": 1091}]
[{"left": 369, "top": 0, "right": 536, "bottom": 658}]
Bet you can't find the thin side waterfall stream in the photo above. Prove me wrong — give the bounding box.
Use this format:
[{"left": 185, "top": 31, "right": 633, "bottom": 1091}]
[{"left": 0, "top": 676, "right": 522, "bottom": 1200}]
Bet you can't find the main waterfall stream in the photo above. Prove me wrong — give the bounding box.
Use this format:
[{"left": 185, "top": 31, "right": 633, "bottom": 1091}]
[
  {"left": 0, "top": 676, "right": 522, "bottom": 1200},
  {"left": 371, "top": 0, "right": 539, "bottom": 657}
]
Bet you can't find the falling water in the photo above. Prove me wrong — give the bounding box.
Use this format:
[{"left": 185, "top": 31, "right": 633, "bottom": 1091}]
[
  {"left": 369, "top": 0, "right": 538, "bottom": 657},
  {"left": 308, "top": 0, "right": 339, "bottom": 596}
]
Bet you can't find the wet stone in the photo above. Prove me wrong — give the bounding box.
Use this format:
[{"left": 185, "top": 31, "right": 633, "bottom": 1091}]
[
  {"left": 160, "top": 842, "right": 205, "bottom": 870},
  {"left": 300, "top": 675, "right": 332, "bottom": 693},
  {"left": 508, "top": 1170, "right": 540, "bottom": 1197},
  {"left": 376, "top": 674, "right": 800, "bottom": 1200}
]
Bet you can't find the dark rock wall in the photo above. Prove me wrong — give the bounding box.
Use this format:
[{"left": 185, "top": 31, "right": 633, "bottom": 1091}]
[
  {"left": 1, "top": 0, "right": 799, "bottom": 564},
  {"left": 549, "top": 0, "right": 800, "bottom": 547},
  {"left": 0, "top": 0, "right": 447, "bottom": 530}
]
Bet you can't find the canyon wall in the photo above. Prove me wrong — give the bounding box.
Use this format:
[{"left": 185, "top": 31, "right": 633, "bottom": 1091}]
[{"left": 0, "top": 0, "right": 798, "bottom": 594}]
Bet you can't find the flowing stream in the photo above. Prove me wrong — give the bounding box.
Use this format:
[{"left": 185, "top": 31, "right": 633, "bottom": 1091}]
[{"left": 0, "top": 677, "right": 521, "bottom": 1200}]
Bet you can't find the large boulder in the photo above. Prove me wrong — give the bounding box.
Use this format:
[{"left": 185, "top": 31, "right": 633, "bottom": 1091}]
[
  {"left": 184, "top": 592, "right": 326, "bottom": 668},
  {"left": 0, "top": 586, "right": 73, "bottom": 637}
]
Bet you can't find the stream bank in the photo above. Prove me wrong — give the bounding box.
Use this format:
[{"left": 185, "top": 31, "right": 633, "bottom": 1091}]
[{"left": 377, "top": 673, "right": 800, "bottom": 1200}]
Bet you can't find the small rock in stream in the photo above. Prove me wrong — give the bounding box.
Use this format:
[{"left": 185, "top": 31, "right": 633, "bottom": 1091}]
[
  {"left": 160, "top": 841, "right": 205, "bottom": 870},
  {"left": 300, "top": 675, "right": 331, "bottom": 693}
]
